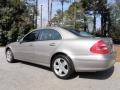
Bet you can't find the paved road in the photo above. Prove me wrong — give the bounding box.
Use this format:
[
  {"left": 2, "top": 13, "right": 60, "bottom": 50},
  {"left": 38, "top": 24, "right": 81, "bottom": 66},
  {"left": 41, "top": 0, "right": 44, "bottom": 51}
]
[{"left": 0, "top": 47, "right": 120, "bottom": 90}]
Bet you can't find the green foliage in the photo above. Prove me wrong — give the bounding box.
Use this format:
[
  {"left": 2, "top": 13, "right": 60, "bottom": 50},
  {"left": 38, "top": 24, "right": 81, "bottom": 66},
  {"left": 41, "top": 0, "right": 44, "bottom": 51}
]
[
  {"left": 0, "top": 0, "right": 34, "bottom": 46},
  {"left": 109, "top": 4, "right": 120, "bottom": 44},
  {"left": 50, "top": 2, "right": 86, "bottom": 29}
]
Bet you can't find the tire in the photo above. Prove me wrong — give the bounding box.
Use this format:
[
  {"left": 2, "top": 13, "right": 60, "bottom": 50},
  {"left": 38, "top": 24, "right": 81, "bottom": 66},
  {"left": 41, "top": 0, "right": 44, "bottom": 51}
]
[
  {"left": 6, "top": 49, "right": 15, "bottom": 63},
  {"left": 52, "top": 54, "right": 75, "bottom": 79}
]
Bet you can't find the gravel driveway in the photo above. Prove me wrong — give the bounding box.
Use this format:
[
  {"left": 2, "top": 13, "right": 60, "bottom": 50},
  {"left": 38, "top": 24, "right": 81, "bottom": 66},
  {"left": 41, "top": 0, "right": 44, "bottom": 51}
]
[{"left": 0, "top": 47, "right": 120, "bottom": 90}]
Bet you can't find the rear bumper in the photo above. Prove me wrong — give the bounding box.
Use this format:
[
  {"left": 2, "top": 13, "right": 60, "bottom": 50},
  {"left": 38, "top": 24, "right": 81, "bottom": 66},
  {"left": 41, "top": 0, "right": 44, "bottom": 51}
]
[{"left": 72, "top": 53, "right": 116, "bottom": 72}]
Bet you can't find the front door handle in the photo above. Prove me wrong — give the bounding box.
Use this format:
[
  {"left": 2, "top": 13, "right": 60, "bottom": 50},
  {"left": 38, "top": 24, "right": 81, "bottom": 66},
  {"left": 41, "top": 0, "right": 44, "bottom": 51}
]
[
  {"left": 49, "top": 43, "right": 56, "bottom": 46},
  {"left": 29, "top": 44, "right": 33, "bottom": 46}
]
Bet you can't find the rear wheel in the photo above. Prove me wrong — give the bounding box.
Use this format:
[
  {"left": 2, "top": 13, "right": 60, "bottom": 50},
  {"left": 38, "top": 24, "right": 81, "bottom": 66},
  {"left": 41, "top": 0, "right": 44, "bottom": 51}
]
[
  {"left": 6, "top": 49, "right": 15, "bottom": 63},
  {"left": 52, "top": 55, "right": 75, "bottom": 79}
]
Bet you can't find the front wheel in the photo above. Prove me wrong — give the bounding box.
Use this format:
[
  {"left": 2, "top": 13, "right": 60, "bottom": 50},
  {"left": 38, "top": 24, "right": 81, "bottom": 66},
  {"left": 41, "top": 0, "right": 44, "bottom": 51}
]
[
  {"left": 6, "top": 49, "right": 15, "bottom": 63},
  {"left": 52, "top": 55, "right": 75, "bottom": 79}
]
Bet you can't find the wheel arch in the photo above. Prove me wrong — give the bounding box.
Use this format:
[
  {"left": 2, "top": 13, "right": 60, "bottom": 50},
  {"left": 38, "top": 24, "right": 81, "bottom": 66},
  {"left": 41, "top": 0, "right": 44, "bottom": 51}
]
[
  {"left": 5, "top": 47, "right": 11, "bottom": 53},
  {"left": 50, "top": 52, "right": 74, "bottom": 69},
  {"left": 5, "top": 46, "right": 14, "bottom": 55}
]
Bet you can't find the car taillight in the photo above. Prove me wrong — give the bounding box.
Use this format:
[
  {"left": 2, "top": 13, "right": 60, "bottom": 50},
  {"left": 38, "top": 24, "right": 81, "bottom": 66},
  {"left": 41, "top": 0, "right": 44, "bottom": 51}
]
[{"left": 90, "top": 40, "right": 109, "bottom": 54}]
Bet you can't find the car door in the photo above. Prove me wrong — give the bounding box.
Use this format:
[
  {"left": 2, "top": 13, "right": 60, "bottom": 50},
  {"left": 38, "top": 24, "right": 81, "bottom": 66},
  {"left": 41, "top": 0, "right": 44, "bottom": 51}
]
[
  {"left": 14, "top": 30, "right": 40, "bottom": 62},
  {"left": 34, "top": 29, "right": 62, "bottom": 66}
]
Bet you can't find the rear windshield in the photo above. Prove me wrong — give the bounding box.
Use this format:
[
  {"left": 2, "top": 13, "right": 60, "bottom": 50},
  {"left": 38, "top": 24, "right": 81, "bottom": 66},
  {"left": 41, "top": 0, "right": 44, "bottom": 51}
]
[{"left": 66, "top": 29, "right": 94, "bottom": 37}]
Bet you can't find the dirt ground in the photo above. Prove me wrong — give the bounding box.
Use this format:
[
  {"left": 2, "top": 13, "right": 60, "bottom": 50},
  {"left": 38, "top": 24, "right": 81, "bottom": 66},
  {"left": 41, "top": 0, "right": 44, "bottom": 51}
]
[{"left": 115, "top": 45, "right": 120, "bottom": 62}]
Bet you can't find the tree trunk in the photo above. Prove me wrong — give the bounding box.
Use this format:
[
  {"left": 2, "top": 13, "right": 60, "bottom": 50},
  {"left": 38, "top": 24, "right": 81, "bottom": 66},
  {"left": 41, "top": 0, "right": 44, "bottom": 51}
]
[
  {"left": 93, "top": 10, "right": 96, "bottom": 33},
  {"left": 101, "top": 8, "right": 107, "bottom": 37},
  {"left": 93, "top": 0, "right": 96, "bottom": 34},
  {"left": 48, "top": 0, "right": 50, "bottom": 25},
  {"left": 84, "top": 11, "right": 87, "bottom": 31},
  {"left": 107, "top": 10, "right": 111, "bottom": 36},
  {"left": 100, "top": 0, "right": 108, "bottom": 37},
  {"left": 74, "top": 3, "right": 76, "bottom": 29},
  {"left": 50, "top": 0, "right": 53, "bottom": 26},
  {"left": 61, "top": 1, "right": 64, "bottom": 25},
  {"left": 35, "top": 0, "right": 38, "bottom": 28},
  {"left": 101, "top": 10, "right": 103, "bottom": 35}
]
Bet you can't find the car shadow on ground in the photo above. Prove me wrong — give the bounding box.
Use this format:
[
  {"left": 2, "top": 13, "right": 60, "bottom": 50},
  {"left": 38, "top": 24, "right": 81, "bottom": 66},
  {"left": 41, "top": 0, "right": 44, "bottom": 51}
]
[
  {"left": 17, "top": 60, "right": 52, "bottom": 71},
  {"left": 16, "top": 60, "right": 114, "bottom": 80},
  {"left": 77, "top": 66, "right": 114, "bottom": 80}
]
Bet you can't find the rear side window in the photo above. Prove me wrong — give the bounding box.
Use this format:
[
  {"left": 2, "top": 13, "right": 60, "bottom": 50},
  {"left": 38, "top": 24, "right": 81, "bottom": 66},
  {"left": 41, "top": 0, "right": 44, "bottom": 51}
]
[
  {"left": 52, "top": 30, "right": 62, "bottom": 40},
  {"left": 39, "top": 29, "right": 62, "bottom": 41}
]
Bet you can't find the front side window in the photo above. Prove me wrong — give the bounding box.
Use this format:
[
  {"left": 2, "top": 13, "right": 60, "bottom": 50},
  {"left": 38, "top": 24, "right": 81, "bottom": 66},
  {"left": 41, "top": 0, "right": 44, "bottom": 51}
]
[
  {"left": 23, "top": 30, "right": 39, "bottom": 42},
  {"left": 40, "top": 29, "right": 62, "bottom": 41}
]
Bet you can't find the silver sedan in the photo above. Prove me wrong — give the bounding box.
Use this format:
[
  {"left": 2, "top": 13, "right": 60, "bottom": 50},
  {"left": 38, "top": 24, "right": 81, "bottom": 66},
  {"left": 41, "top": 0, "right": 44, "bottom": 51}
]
[{"left": 5, "top": 27, "right": 115, "bottom": 79}]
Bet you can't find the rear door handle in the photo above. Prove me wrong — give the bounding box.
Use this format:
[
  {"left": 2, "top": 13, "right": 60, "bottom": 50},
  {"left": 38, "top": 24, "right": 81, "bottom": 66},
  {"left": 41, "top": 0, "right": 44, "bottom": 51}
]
[{"left": 49, "top": 43, "right": 56, "bottom": 46}]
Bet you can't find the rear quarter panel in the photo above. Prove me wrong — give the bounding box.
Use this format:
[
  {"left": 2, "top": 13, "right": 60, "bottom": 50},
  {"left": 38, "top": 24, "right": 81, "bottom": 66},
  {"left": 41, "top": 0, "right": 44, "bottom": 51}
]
[
  {"left": 55, "top": 38, "right": 100, "bottom": 57},
  {"left": 54, "top": 38, "right": 115, "bottom": 72}
]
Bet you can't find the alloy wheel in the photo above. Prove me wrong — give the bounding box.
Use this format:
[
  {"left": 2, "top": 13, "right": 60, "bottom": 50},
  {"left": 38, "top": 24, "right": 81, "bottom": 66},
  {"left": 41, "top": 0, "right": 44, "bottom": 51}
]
[{"left": 53, "top": 58, "right": 69, "bottom": 77}]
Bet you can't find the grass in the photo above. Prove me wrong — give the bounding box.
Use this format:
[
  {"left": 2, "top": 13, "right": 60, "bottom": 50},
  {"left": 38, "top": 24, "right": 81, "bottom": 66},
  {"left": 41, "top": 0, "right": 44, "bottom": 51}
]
[{"left": 115, "top": 45, "right": 120, "bottom": 62}]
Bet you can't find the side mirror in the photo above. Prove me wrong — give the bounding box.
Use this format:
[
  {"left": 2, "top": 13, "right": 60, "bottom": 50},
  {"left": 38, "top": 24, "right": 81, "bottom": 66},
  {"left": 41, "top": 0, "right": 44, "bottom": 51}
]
[
  {"left": 19, "top": 39, "right": 23, "bottom": 44},
  {"left": 17, "top": 36, "right": 22, "bottom": 42},
  {"left": 17, "top": 36, "right": 23, "bottom": 44}
]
